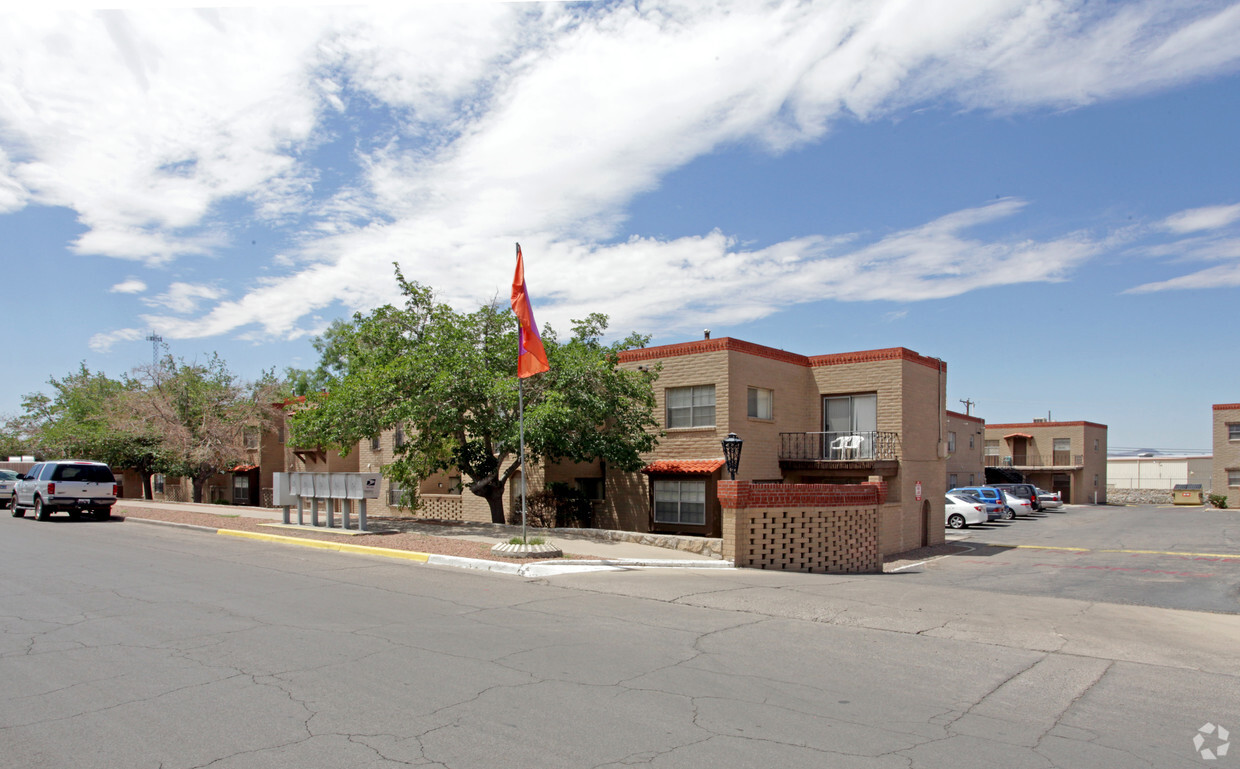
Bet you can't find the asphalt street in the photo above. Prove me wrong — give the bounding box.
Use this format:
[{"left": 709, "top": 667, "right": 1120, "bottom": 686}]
[
  {"left": 2, "top": 512, "right": 1239, "bottom": 769},
  {"left": 921, "top": 504, "right": 1240, "bottom": 614}
]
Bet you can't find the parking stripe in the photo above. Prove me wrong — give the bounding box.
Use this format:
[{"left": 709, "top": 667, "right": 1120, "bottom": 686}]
[{"left": 986, "top": 543, "right": 1240, "bottom": 559}]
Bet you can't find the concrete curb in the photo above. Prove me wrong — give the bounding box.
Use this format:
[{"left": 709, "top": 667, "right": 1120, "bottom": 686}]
[{"left": 121, "top": 517, "right": 734, "bottom": 576}]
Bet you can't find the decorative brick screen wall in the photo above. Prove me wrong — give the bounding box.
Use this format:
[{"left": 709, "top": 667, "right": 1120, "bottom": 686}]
[
  {"left": 719, "top": 481, "right": 884, "bottom": 573},
  {"left": 417, "top": 493, "right": 464, "bottom": 521}
]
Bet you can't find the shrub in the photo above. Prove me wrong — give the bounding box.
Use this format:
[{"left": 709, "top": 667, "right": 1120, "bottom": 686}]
[
  {"left": 1207, "top": 493, "right": 1229, "bottom": 509},
  {"left": 507, "top": 482, "right": 594, "bottom": 528}
]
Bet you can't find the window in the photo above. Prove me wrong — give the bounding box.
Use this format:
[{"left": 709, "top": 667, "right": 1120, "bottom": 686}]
[
  {"left": 51, "top": 463, "right": 115, "bottom": 483},
  {"left": 154, "top": 474, "right": 165, "bottom": 494},
  {"left": 747, "top": 387, "right": 773, "bottom": 420},
  {"left": 948, "top": 473, "right": 958, "bottom": 489},
  {"left": 1053, "top": 437, "right": 1071, "bottom": 465},
  {"left": 968, "top": 473, "right": 976, "bottom": 485},
  {"left": 1229, "top": 424, "right": 1240, "bottom": 441},
  {"left": 576, "top": 477, "right": 605, "bottom": 501},
  {"left": 232, "top": 474, "right": 250, "bottom": 505},
  {"left": 666, "top": 385, "right": 715, "bottom": 428},
  {"left": 370, "top": 435, "right": 381, "bottom": 451},
  {"left": 1228, "top": 470, "right": 1240, "bottom": 487},
  {"left": 1093, "top": 474, "right": 1099, "bottom": 487},
  {"left": 277, "top": 424, "right": 285, "bottom": 444},
  {"left": 395, "top": 424, "right": 406, "bottom": 448},
  {"left": 243, "top": 427, "right": 259, "bottom": 450},
  {"left": 387, "top": 481, "right": 405, "bottom": 507},
  {"left": 969, "top": 434, "right": 974, "bottom": 449},
  {"left": 1094, "top": 438, "right": 1099, "bottom": 452},
  {"left": 947, "top": 432, "right": 956, "bottom": 453},
  {"left": 984, "top": 439, "right": 1000, "bottom": 455},
  {"left": 653, "top": 479, "right": 706, "bottom": 525}
]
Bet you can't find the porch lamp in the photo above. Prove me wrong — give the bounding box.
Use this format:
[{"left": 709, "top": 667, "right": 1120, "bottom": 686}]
[{"left": 721, "top": 432, "right": 743, "bottom": 481}]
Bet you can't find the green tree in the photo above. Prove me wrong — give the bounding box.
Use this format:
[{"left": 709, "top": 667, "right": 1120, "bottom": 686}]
[
  {"left": 289, "top": 268, "right": 661, "bottom": 524},
  {"left": 16, "top": 364, "right": 167, "bottom": 496},
  {"left": 123, "top": 355, "right": 280, "bottom": 503}
]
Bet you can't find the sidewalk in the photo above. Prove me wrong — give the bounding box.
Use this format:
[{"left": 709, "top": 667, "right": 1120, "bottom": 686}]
[{"left": 112, "top": 499, "right": 724, "bottom": 566}]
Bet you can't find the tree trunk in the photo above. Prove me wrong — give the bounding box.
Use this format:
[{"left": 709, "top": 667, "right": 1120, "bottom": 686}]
[
  {"left": 192, "top": 477, "right": 205, "bottom": 503},
  {"left": 469, "top": 475, "right": 507, "bottom": 524},
  {"left": 141, "top": 472, "right": 154, "bottom": 500}
]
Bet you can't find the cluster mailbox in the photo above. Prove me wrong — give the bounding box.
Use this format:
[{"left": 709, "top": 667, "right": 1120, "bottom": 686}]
[
  {"left": 272, "top": 472, "right": 382, "bottom": 532},
  {"left": 273, "top": 472, "right": 381, "bottom": 505}
]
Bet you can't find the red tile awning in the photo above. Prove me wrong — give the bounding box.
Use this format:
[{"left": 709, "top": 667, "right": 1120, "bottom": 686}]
[
  {"left": 230, "top": 464, "right": 259, "bottom": 472},
  {"left": 1003, "top": 433, "right": 1034, "bottom": 440},
  {"left": 641, "top": 459, "right": 726, "bottom": 475}
]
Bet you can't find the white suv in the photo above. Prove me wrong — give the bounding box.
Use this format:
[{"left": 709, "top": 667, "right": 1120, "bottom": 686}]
[{"left": 12, "top": 460, "right": 117, "bottom": 521}]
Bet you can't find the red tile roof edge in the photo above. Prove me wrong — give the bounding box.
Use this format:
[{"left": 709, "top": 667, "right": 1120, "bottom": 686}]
[
  {"left": 617, "top": 337, "right": 944, "bottom": 372},
  {"left": 987, "top": 421, "right": 1108, "bottom": 429},
  {"left": 641, "top": 459, "right": 726, "bottom": 475},
  {"left": 1212, "top": 403, "right": 1240, "bottom": 410},
  {"left": 946, "top": 410, "right": 985, "bottom": 423}
]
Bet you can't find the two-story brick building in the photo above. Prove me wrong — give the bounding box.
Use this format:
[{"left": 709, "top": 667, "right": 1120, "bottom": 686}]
[
  {"left": 983, "top": 420, "right": 1108, "bottom": 504},
  {"left": 1212, "top": 403, "right": 1240, "bottom": 508},
  {"left": 598, "top": 337, "right": 949, "bottom": 556},
  {"left": 945, "top": 410, "right": 986, "bottom": 490}
]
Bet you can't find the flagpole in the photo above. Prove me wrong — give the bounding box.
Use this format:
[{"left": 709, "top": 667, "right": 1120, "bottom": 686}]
[{"left": 517, "top": 243, "right": 528, "bottom": 544}]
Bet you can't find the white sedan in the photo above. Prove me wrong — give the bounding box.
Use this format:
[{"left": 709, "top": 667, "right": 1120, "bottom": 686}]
[
  {"left": 945, "top": 493, "right": 988, "bottom": 529},
  {"left": 1036, "top": 487, "right": 1064, "bottom": 509}
]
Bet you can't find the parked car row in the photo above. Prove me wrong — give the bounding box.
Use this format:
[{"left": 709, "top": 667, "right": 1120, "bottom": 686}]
[
  {"left": 9, "top": 460, "right": 117, "bottom": 521},
  {"left": 944, "top": 483, "right": 1064, "bottom": 528}
]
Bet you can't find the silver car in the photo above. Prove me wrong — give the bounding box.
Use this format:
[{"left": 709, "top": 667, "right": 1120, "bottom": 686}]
[{"left": 0, "top": 469, "right": 18, "bottom": 508}]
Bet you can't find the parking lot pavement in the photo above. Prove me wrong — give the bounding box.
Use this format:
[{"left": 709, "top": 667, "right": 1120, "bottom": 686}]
[{"left": 905, "top": 504, "right": 1240, "bottom": 614}]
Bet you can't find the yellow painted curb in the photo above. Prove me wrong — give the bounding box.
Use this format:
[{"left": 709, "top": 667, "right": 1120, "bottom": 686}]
[
  {"left": 218, "top": 529, "right": 431, "bottom": 562},
  {"left": 989, "top": 543, "right": 1240, "bottom": 559}
]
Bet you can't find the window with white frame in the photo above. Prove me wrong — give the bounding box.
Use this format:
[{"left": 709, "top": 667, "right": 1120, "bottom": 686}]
[
  {"left": 748, "top": 387, "right": 773, "bottom": 420},
  {"left": 1229, "top": 424, "right": 1240, "bottom": 441},
  {"left": 1228, "top": 469, "right": 1240, "bottom": 487},
  {"left": 666, "top": 385, "right": 715, "bottom": 428},
  {"left": 984, "top": 439, "right": 1000, "bottom": 457},
  {"left": 653, "top": 479, "right": 706, "bottom": 525},
  {"left": 387, "top": 481, "right": 405, "bottom": 507}
]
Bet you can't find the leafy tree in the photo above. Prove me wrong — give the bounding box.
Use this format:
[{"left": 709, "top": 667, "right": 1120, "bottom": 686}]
[
  {"left": 122, "top": 355, "right": 280, "bottom": 503},
  {"left": 289, "top": 268, "right": 661, "bottom": 524},
  {"left": 15, "top": 364, "right": 166, "bottom": 495}
]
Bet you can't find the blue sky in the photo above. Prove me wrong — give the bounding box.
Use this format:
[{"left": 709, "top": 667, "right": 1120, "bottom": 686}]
[{"left": 2, "top": 1, "right": 1239, "bottom": 452}]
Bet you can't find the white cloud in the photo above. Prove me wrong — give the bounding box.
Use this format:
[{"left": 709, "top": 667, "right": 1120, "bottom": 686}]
[
  {"left": 110, "top": 278, "right": 147, "bottom": 294},
  {"left": 5, "top": 2, "right": 1240, "bottom": 341},
  {"left": 1162, "top": 203, "right": 1240, "bottom": 234},
  {"left": 142, "top": 282, "right": 225, "bottom": 313},
  {"left": 88, "top": 327, "right": 143, "bottom": 353}
]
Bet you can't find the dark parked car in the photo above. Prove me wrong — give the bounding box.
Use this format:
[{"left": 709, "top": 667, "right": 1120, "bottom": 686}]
[{"left": 991, "top": 483, "right": 1042, "bottom": 512}]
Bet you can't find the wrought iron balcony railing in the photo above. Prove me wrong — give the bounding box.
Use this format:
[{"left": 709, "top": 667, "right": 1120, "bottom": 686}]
[
  {"left": 779, "top": 431, "right": 900, "bottom": 462},
  {"left": 984, "top": 453, "right": 1083, "bottom": 468}
]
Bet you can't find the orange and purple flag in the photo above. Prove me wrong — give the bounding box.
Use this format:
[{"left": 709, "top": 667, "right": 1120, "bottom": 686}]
[{"left": 510, "top": 243, "right": 550, "bottom": 378}]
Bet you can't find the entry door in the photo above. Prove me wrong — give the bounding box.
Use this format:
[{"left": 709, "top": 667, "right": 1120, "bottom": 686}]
[{"left": 1052, "top": 473, "right": 1071, "bottom": 503}]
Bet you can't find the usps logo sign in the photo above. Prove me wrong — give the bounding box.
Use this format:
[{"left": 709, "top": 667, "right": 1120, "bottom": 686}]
[{"left": 361, "top": 473, "right": 381, "bottom": 500}]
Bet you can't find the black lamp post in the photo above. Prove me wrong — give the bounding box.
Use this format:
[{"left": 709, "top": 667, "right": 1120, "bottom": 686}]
[{"left": 721, "top": 432, "right": 743, "bottom": 480}]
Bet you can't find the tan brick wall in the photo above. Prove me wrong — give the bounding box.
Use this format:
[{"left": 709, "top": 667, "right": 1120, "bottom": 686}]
[
  {"left": 1213, "top": 405, "right": 1240, "bottom": 508},
  {"left": 946, "top": 411, "right": 985, "bottom": 488},
  {"left": 719, "top": 482, "right": 881, "bottom": 573}
]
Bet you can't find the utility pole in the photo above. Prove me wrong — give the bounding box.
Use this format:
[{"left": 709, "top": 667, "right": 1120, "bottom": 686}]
[
  {"left": 145, "top": 333, "right": 163, "bottom": 368},
  {"left": 958, "top": 398, "right": 974, "bottom": 416}
]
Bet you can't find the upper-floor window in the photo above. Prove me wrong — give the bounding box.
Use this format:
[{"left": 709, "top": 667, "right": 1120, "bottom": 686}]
[
  {"left": 277, "top": 424, "right": 285, "bottom": 444},
  {"left": 984, "top": 439, "right": 1000, "bottom": 456},
  {"left": 947, "top": 432, "right": 956, "bottom": 453},
  {"left": 823, "top": 393, "right": 877, "bottom": 435},
  {"left": 1053, "top": 437, "right": 1071, "bottom": 464},
  {"left": 747, "top": 387, "right": 773, "bottom": 420},
  {"left": 667, "top": 385, "right": 715, "bottom": 428},
  {"left": 969, "top": 434, "right": 974, "bottom": 449},
  {"left": 1229, "top": 424, "right": 1240, "bottom": 441},
  {"left": 371, "top": 435, "right": 381, "bottom": 451},
  {"left": 1229, "top": 469, "right": 1240, "bottom": 487},
  {"left": 395, "top": 424, "right": 406, "bottom": 448},
  {"left": 243, "top": 427, "right": 259, "bottom": 450}
]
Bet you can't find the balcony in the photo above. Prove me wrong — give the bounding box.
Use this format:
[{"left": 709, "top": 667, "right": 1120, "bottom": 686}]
[
  {"left": 984, "top": 452, "right": 1083, "bottom": 469},
  {"left": 778, "top": 431, "right": 900, "bottom": 476}
]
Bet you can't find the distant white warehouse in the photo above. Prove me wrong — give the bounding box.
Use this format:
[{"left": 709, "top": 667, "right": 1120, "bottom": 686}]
[{"left": 1106, "top": 455, "right": 1212, "bottom": 491}]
